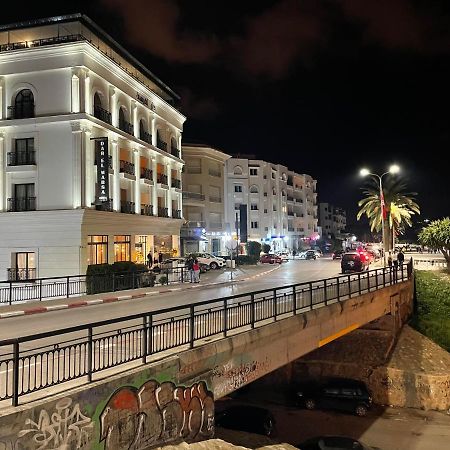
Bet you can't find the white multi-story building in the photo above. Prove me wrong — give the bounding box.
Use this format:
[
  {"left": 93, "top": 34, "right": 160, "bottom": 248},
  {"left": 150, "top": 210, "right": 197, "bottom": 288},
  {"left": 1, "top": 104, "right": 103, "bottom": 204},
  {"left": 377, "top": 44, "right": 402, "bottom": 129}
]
[
  {"left": 181, "top": 144, "right": 231, "bottom": 255},
  {"left": 225, "top": 157, "right": 318, "bottom": 252},
  {"left": 319, "top": 202, "right": 347, "bottom": 239},
  {"left": 0, "top": 14, "right": 186, "bottom": 280}
]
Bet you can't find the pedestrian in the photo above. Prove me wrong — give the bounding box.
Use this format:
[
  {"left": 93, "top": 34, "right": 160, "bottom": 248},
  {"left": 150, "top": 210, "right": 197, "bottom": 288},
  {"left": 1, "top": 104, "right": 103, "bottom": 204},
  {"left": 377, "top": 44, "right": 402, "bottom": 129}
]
[
  {"left": 193, "top": 258, "right": 200, "bottom": 283},
  {"left": 186, "top": 256, "right": 194, "bottom": 282},
  {"left": 387, "top": 251, "right": 393, "bottom": 269},
  {"left": 147, "top": 251, "right": 153, "bottom": 268},
  {"left": 292, "top": 249, "right": 297, "bottom": 259},
  {"left": 158, "top": 252, "right": 163, "bottom": 264},
  {"left": 397, "top": 249, "right": 405, "bottom": 267},
  {"left": 393, "top": 252, "right": 398, "bottom": 282}
]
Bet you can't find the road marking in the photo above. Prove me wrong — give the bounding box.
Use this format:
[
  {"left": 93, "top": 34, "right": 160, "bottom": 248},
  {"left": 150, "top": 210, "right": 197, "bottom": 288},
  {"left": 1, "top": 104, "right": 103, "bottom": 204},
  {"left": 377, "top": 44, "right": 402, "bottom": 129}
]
[{"left": 319, "top": 323, "right": 360, "bottom": 347}]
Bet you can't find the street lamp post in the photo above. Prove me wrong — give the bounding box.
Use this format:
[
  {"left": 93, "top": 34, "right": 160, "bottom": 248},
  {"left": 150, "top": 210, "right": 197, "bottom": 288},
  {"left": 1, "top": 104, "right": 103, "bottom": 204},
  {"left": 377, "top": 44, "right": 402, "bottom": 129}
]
[{"left": 360, "top": 165, "right": 400, "bottom": 266}]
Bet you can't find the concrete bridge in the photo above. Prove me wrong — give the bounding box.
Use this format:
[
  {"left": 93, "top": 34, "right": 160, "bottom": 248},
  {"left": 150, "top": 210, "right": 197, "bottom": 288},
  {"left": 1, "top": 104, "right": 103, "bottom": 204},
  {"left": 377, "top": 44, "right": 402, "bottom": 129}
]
[{"left": 0, "top": 267, "right": 414, "bottom": 449}]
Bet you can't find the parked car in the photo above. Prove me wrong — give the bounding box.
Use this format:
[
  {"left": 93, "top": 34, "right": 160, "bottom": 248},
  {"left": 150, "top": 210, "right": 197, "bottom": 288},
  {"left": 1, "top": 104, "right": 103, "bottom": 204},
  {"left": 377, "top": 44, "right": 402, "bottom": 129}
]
[
  {"left": 296, "top": 435, "right": 380, "bottom": 450},
  {"left": 332, "top": 250, "right": 345, "bottom": 260},
  {"left": 298, "top": 250, "right": 317, "bottom": 260},
  {"left": 215, "top": 404, "right": 276, "bottom": 437},
  {"left": 194, "top": 253, "right": 226, "bottom": 269},
  {"left": 260, "top": 253, "right": 282, "bottom": 264},
  {"left": 313, "top": 248, "right": 323, "bottom": 258},
  {"left": 294, "top": 378, "right": 373, "bottom": 417},
  {"left": 276, "top": 251, "right": 290, "bottom": 262},
  {"left": 341, "top": 252, "right": 370, "bottom": 273}
]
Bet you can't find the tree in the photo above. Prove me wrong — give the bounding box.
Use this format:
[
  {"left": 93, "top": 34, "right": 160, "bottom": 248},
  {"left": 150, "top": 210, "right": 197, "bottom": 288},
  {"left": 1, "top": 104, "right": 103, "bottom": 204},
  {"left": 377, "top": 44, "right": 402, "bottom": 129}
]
[
  {"left": 357, "top": 176, "right": 420, "bottom": 251},
  {"left": 247, "top": 241, "right": 262, "bottom": 257},
  {"left": 262, "top": 243, "right": 271, "bottom": 253},
  {"left": 418, "top": 218, "right": 450, "bottom": 271}
]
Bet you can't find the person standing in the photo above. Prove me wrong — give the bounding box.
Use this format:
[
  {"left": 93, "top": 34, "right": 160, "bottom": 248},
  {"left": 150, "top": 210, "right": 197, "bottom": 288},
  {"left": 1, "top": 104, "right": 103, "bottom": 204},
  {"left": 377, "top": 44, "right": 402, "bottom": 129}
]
[
  {"left": 397, "top": 249, "right": 405, "bottom": 267},
  {"left": 387, "top": 251, "right": 393, "bottom": 268},
  {"left": 147, "top": 251, "right": 153, "bottom": 268},
  {"left": 392, "top": 252, "right": 399, "bottom": 282},
  {"left": 158, "top": 252, "right": 163, "bottom": 264},
  {"left": 193, "top": 258, "right": 200, "bottom": 283},
  {"left": 186, "top": 256, "right": 194, "bottom": 282}
]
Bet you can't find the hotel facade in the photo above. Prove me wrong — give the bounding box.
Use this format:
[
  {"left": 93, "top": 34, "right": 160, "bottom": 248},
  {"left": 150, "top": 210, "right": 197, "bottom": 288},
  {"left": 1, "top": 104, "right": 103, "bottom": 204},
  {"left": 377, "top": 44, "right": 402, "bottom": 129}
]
[{"left": 0, "top": 15, "right": 185, "bottom": 280}]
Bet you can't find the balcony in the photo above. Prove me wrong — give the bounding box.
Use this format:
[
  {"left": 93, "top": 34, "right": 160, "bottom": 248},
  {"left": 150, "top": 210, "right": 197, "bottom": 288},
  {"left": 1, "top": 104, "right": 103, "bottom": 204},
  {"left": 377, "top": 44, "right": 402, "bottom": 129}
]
[
  {"left": 158, "top": 207, "right": 169, "bottom": 217},
  {"left": 140, "top": 131, "right": 152, "bottom": 145},
  {"left": 7, "top": 268, "right": 36, "bottom": 281},
  {"left": 172, "top": 209, "right": 182, "bottom": 219},
  {"left": 171, "top": 178, "right": 181, "bottom": 189},
  {"left": 121, "top": 201, "right": 135, "bottom": 214},
  {"left": 157, "top": 139, "right": 167, "bottom": 152},
  {"left": 93, "top": 105, "right": 112, "bottom": 125},
  {"left": 182, "top": 192, "right": 205, "bottom": 201},
  {"left": 120, "top": 160, "right": 135, "bottom": 176},
  {"left": 7, "top": 105, "right": 35, "bottom": 120},
  {"left": 287, "top": 196, "right": 294, "bottom": 202},
  {"left": 119, "top": 119, "right": 134, "bottom": 136},
  {"left": 288, "top": 227, "right": 295, "bottom": 232},
  {"left": 288, "top": 211, "right": 295, "bottom": 216},
  {"left": 141, "top": 204, "right": 154, "bottom": 216},
  {"left": 208, "top": 169, "right": 221, "bottom": 177},
  {"left": 95, "top": 199, "right": 113, "bottom": 212},
  {"left": 157, "top": 173, "right": 168, "bottom": 185},
  {"left": 185, "top": 220, "right": 206, "bottom": 228},
  {"left": 7, "top": 150, "right": 36, "bottom": 166},
  {"left": 171, "top": 147, "right": 180, "bottom": 158},
  {"left": 7, "top": 197, "right": 36, "bottom": 212},
  {"left": 209, "top": 196, "right": 222, "bottom": 203},
  {"left": 209, "top": 222, "right": 222, "bottom": 230},
  {"left": 140, "top": 168, "right": 153, "bottom": 180}
]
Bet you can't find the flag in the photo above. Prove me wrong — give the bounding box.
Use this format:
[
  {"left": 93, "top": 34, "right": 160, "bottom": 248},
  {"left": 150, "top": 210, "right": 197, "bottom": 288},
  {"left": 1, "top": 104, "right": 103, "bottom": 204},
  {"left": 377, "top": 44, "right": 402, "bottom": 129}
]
[{"left": 380, "top": 190, "right": 387, "bottom": 220}]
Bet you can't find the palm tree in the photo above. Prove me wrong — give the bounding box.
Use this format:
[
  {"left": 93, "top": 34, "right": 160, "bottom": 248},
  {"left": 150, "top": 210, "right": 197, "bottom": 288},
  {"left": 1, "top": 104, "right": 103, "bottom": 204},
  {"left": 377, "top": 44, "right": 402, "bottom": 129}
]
[{"left": 357, "top": 176, "right": 420, "bottom": 250}]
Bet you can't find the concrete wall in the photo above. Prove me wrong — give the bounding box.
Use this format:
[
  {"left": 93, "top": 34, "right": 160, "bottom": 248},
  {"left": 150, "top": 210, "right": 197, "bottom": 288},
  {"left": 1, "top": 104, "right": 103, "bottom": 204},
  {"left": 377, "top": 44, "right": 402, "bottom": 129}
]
[{"left": 0, "top": 281, "right": 413, "bottom": 449}]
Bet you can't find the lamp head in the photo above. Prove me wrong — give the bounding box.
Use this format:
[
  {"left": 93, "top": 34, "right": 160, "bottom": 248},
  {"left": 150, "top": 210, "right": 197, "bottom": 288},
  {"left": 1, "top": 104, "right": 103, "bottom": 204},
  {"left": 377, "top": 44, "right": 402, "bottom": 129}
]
[
  {"left": 389, "top": 164, "right": 400, "bottom": 174},
  {"left": 360, "top": 168, "right": 370, "bottom": 177}
]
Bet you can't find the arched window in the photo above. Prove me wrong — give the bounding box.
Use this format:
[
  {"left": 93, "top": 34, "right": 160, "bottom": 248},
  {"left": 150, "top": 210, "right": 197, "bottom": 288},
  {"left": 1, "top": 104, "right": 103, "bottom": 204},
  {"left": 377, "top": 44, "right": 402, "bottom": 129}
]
[
  {"left": 94, "top": 93, "right": 102, "bottom": 110},
  {"left": 156, "top": 129, "right": 167, "bottom": 151},
  {"left": 272, "top": 188, "right": 276, "bottom": 196},
  {"left": 119, "top": 107, "right": 126, "bottom": 129},
  {"left": 281, "top": 189, "right": 286, "bottom": 197},
  {"left": 14, "top": 89, "right": 34, "bottom": 119},
  {"left": 171, "top": 137, "right": 179, "bottom": 157},
  {"left": 139, "top": 120, "right": 146, "bottom": 139},
  {"left": 250, "top": 185, "right": 259, "bottom": 194},
  {"left": 234, "top": 166, "right": 243, "bottom": 175}
]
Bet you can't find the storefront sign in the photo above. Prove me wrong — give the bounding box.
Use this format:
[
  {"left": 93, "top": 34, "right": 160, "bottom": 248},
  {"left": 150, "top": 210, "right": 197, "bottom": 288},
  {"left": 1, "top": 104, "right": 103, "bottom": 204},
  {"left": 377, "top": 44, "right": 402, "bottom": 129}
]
[
  {"left": 95, "top": 137, "right": 109, "bottom": 203},
  {"left": 136, "top": 92, "right": 156, "bottom": 111}
]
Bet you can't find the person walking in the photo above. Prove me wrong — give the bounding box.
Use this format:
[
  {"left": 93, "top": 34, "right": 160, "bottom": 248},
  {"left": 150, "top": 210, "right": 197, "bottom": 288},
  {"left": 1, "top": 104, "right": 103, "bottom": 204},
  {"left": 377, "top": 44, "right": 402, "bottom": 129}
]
[
  {"left": 193, "top": 258, "right": 200, "bottom": 283},
  {"left": 397, "top": 249, "right": 405, "bottom": 267},
  {"left": 186, "top": 256, "right": 194, "bottom": 283},
  {"left": 147, "top": 251, "right": 153, "bottom": 268}
]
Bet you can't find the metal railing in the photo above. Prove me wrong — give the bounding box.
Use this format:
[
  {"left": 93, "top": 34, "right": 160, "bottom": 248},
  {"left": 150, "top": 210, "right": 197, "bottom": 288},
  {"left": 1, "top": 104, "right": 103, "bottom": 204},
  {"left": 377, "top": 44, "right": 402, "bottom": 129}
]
[
  {"left": 7, "top": 197, "right": 36, "bottom": 212},
  {"left": 172, "top": 209, "right": 182, "bottom": 219},
  {"left": 141, "top": 204, "right": 154, "bottom": 216},
  {"left": 95, "top": 199, "right": 113, "bottom": 212},
  {"left": 93, "top": 105, "right": 112, "bottom": 125},
  {"left": 0, "top": 260, "right": 412, "bottom": 406},
  {"left": 121, "top": 201, "right": 135, "bottom": 214},
  {"left": 171, "top": 178, "right": 181, "bottom": 189},
  {"left": 7, "top": 268, "right": 36, "bottom": 281},
  {"left": 158, "top": 207, "right": 169, "bottom": 217},
  {"left": 208, "top": 169, "right": 221, "bottom": 177},
  {"left": 140, "top": 167, "right": 153, "bottom": 180},
  {"left": 171, "top": 147, "right": 180, "bottom": 158},
  {"left": 182, "top": 192, "right": 205, "bottom": 201},
  {"left": 119, "top": 120, "right": 134, "bottom": 136},
  {"left": 157, "top": 174, "right": 168, "bottom": 185},
  {"left": 120, "top": 160, "right": 135, "bottom": 176},
  {"left": 0, "top": 34, "right": 84, "bottom": 53},
  {"left": 157, "top": 139, "right": 167, "bottom": 151},
  {"left": 140, "top": 131, "right": 152, "bottom": 145},
  {"left": 6, "top": 105, "right": 35, "bottom": 120},
  {"left": 7, "top": 150, "right": 36, "bottom": 166}
]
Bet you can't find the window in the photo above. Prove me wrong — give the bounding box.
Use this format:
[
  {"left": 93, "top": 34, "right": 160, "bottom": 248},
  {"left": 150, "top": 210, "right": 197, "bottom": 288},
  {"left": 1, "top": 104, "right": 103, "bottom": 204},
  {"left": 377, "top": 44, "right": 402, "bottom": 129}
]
[
  {"left": 249, "top": 168, "right": 258, "bottom": 176},
  {"left": 272, "top": 189, "right": 276, "bottom": 195},
  {"left": 88, "top": 236, "right": 108, "bottom": 265},
  {"left": 9, "top": 183, "right": 35, "bottom": 211},
  {"left": 9, "top": 252, "right": 36, "bottom": 280},
  {"left": 251, "top": 203, "right": 258, "bottom": 210},
  {"left": 265, "top": 227, "right": 268, "bottom": 231},
  {"left": 234, "top": 203, "right": 240, "bottom": 210},
  {"left": 251, "top": 221, "right": 258, "bottom": 228},
  {"left": 186, "top": 158, "right": 201, "bottom": 174},
  {"left": 14, "top": 89, "right": 34, "bottom": 119},
  {"left": 233, "top": 166, "right": 243, "bottom": 175},
  {"left": 263, "top": 192, "right": 268, "bottom": 197},
  {"left": 234, "top": 185, "right": 243, "bottom": 193},
  {"left": 249, "top": 185, "right": 259, "bottom": 193},
  {"left": 9, "top": 138, "right": 35, "bottom": 165},
  {"left": 264, "top": 209, "right": 268, "bottom": 213},
  {"left": 114, "top": 235, "right": 131, "bottom": 262}
]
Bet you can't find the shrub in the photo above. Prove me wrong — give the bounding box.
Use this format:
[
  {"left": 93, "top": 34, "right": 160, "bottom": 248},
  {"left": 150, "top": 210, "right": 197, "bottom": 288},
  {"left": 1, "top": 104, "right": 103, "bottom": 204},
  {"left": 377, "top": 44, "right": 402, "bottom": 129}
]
[
  {"left": 262, "top": 244, "right": 271, "bottom": 254},
  {"left": 86, "top": 264, "right": 112, "bottom": 294},
  {"left": 237, "top": 255, "right": 259, "bottom": 265},
  {"left": 247, "top": 241, "right": 262, "bottom": 258},
  {"left": 158, "top": 275, "right": 168, "bottom": 285}
]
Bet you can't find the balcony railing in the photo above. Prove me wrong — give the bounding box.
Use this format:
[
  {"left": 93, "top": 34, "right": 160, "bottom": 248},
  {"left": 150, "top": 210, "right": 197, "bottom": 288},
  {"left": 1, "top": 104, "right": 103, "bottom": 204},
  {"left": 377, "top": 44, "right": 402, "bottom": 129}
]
[
  {"left": 171, "top": 147, "right": 180, "bottom": 158},
  {"left": 95, "top": 199, "right": 113, "bottom": 212},
  {"left": 140, "top": 131, "right": 152, "bottom": 145},
  {"left": 288, "top": 211, "right": 295, "bottom": 216},
  {"left": 287, "top": 196, "right": 294, "bottom": 202},
  {"left": 171, "top": 178, "right": 181, "bottom": 189},
  {"left": 209, "top": 196, "right": 222, "bottom": 203},
  {"left": 7, "top": 105, "right": 35, "bottom": 120},
  {"left": 208, "top": 169, "right": 221, "bottom": 177},
  {"left": 157, "top": 139, "right": 167, "bottom": 152},
  {"left": 93, "top": 105, "right": 112, "bottom": 125},
  {"left": 120, "top": 160, "right": 135, "bottom": 176},
  {"left": 121, "top": 201, "right": 135, "bottom": 214},
  {"left": 0, "top": 34, "right": 84, "bottom": 53},
  {"left": 182, "top": 192, "right": 205, "bottom": 201},
  {"left": 7, "top": 150, "right": 36, "bottom": 166},
  {"left": 158, "top": 207, "right": 169, "bottom": 217},
  {"left": 7, "top": 197, "right": 36, "bottom": 212},
  {"left": 157, "top": 174, "right": 168, "bottom": 185},
  {"left": 172, "top": 209, "right": 182, "bottom": 219},
  {"left": 140, "top": 168, "right": 153, "bottom": 180},
  {"left": 141, "top": 204, "right": 154, "bottom": 216},
  {"left": 288, "top": 227, "right": 295, "bottom": 232},
  {"left": 119, "top": 120, "right": 134, "bottom": 136},
  {"left": 185, "top": 221, "right": 206, "bottom": 228},
  {"left": 7, "top": 268, "right": 36, "bottom": 281},
  {"left": 209, "top": 222, "right": 222, "bottom": 229}
]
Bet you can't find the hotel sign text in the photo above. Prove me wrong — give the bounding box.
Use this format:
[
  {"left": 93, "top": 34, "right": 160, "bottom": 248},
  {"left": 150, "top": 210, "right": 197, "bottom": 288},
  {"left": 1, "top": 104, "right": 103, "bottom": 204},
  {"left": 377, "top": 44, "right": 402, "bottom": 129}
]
[
  {"left": 136, "top": 92, "right": 156, "bottom": 111},
  {"left": 95, "top": 137, "right": 109, "bottom": 203}
]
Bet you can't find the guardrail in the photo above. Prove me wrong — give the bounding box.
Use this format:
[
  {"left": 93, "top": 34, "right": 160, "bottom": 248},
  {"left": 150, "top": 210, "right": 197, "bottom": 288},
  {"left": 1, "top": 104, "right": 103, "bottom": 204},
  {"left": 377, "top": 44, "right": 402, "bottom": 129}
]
[
  {"left": 0, "top": 260, "right": 412, "bottom": 406},
  {"left": 0, "top": 267, "right": 188, "bottom": 305}
]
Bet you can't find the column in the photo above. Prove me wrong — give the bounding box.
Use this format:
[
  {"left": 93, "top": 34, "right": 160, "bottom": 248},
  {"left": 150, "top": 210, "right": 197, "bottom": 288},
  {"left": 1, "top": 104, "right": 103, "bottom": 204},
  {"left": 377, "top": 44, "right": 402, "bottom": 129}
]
[
  {"left": 71, "top": 69, "right": 81, "bottom": 113},
  {"left": 134, "top": 148, "right": 140, "bottom": 214},
  {"left": 83, "top": 128, "right": 94, "bottom": 207},
  {"left": 109, "top": 86, "right": 117, "bottom": 127},
  {"left": 83, "top": 69, "right": 91, "bottom": 114},
  {"left": 152, "top": 156, "right": 157, "bottom": 215},
  {"left": 0, "top": 133, "right": 4, "bottom": 211},
  {"left": 150, "top": 115, "right": 156, "bottom": 146},
  {"left": 167, "top": 162, "right": 172, "bottom": 217},
  {"left": 112, "top": 140, "right": 120, "bottom": 211},
  {"left": 178, "top": 134, "right": 182, "bottom": 159},
  {"left": 172, "top": 234, "right": 180, "bottom": 257},
  {"left": 71, "top": 122, "right": 82, "bottom": 208},
  {"left": 131, "top": 100, "right": 138, "bottom": 138},
  {"left": 0, "top": 77, "right": 4, "bottom": 120}
]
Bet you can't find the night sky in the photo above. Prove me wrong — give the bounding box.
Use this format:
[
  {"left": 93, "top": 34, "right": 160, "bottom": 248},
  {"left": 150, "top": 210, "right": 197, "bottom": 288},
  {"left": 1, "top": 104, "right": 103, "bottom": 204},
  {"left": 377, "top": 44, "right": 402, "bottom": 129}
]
[{"left": 3, "top": 0, "right": 450, "bottom": 235}]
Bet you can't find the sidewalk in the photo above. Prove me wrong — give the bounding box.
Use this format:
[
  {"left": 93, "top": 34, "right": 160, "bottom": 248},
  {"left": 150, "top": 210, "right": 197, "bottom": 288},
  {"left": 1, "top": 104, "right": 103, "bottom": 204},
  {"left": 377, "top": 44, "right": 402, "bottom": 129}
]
[{"left": 0, "top": 264, "right": 280, "bottom": 319}]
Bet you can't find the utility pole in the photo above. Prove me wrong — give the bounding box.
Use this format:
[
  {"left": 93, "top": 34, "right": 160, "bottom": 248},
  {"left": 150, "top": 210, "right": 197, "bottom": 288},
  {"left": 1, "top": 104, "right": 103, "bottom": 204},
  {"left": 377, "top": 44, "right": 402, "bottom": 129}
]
[{"left": 235, "top": 211, "right": 240, "bottom": 267}]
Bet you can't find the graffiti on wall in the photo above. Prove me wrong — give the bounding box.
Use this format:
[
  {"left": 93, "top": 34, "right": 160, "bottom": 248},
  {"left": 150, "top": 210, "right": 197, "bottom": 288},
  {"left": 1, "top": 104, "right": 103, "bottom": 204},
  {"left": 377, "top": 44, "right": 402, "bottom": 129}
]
[
  {"left": 100, "top": 380, "right": 214, "bottom": 449},
  {"left": 212, "top": 358, "right": 271, "bottom": 397},
  {"left": 17, "top": 398, "right": 93, "bottom": 450}
]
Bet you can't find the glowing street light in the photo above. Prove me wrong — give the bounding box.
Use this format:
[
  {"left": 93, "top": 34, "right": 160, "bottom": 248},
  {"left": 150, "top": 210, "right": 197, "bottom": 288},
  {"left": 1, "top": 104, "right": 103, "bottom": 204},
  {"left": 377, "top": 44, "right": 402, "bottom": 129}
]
[{"left": 360, "top": 164, "right": 401, "bottom": 265}]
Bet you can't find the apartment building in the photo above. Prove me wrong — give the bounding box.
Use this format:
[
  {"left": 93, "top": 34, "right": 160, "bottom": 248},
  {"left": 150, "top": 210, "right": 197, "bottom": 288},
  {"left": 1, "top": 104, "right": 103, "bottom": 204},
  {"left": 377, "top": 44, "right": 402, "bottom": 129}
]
[
  {"left": 319, "top": 202, "right": 347, "bottom": 238},
  {"left": 225, "top": 156, "right": 318, "bottom": 252},
  {"left": 181, "top": 144, "right": 231, "bottom": 255},
  {"left": 0, "top": 14, "right": 185, "bottom": 280}
]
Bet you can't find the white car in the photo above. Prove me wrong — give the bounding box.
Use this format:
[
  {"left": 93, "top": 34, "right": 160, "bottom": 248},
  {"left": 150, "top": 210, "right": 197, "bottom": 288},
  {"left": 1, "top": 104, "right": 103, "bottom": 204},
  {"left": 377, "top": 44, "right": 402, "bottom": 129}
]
[
  {"left": 195, "top": 253, "right": 226, "bottom": 269},
  {"left": 276, "top": 252, "right": 290, "bottom": 262}
]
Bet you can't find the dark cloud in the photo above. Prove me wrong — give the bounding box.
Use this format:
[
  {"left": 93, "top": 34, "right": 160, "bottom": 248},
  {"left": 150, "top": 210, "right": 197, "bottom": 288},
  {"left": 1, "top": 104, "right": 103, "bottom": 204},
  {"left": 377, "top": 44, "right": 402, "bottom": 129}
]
[{"left": 177, "top": 88, "right": 219, "bottom": 120}]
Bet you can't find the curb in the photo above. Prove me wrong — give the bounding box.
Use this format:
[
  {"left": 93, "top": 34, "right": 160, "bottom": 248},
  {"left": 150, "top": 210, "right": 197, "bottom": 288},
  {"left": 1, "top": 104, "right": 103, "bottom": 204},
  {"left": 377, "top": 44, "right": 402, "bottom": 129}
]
[{"left": 0, "top": 265, "right": 280, "bottom": 319}]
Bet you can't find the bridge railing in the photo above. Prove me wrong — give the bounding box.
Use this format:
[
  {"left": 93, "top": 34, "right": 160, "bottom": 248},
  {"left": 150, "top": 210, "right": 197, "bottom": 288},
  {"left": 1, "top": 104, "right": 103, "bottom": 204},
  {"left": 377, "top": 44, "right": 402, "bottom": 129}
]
[{"left": 0, "top": 259, "right": 412, "bottom": 406}]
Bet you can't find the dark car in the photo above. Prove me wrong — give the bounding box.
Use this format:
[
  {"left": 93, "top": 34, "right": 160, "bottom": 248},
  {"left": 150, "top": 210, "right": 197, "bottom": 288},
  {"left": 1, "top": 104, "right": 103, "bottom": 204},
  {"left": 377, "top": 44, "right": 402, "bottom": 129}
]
[
  {"left": 215, "top": 404, "right": 276, "bottom": 437},
  {"left": 295, "top": 378, "right": 373, "bottom": 417},
  {"left": 260, "top": 253, "right": 282, "bottom": 264},
  {"left": 332, "top": 250, "right": 345, "bottom": 260},
  {"left": 296, "top": 435, "right": 380, "bottom": 450},
  {"left": 299, "top": 250, "right": 317, "bottom": 260},
  {"left": 341, "top": 252, "right": 370, "bottom": 273}
]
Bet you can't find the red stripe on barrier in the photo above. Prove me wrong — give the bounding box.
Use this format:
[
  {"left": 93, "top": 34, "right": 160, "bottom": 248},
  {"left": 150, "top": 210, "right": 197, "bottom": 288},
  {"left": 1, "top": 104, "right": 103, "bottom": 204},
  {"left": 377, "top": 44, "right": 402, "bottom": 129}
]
[{"left": 24, "top": 307, "right": 47, "bottom": 315}]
